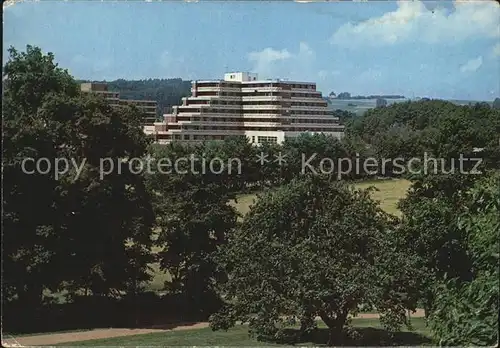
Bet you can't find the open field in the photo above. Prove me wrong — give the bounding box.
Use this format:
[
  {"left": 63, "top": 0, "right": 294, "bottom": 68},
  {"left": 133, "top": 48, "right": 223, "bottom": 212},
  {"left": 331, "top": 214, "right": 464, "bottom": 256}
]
[
  {"left": 145, "top": 231, "right": 171, "bottom": 292},
  {"left": 146, "top": 262, "right": 171, "bottom": 292},
  {"left": 327, "top": 98, "right": 408, "bottom": 115},
  {"left": 354, "top": 179, "right": 411, "bottom": 216},
  {"left": 230, "top": 179, "right": 411, "bottom": 218}
]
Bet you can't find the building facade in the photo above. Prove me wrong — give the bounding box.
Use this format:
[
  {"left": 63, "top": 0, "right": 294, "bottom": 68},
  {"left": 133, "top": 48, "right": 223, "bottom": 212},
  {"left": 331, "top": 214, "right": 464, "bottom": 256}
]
[
  {"left": 80, "top": 82, "right": 120, "bottom": 107},
  {"left": 118, "top": 99, "right": 158, "bottom": 125},
  {"left": 144, "top": 72, "right": 344, "bottom": 144},
  {"left": 81, "top": 83, "right": 158, "bottom": 126}
]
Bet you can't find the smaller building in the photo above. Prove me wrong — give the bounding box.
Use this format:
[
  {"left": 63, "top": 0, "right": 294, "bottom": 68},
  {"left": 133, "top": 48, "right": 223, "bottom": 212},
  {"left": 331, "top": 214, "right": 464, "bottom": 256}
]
[
  {"left": 80, "top": 82, "right": 120, "bottom": 107},
  {"left": 80, "top": 82, "right": 158, "bottom": 126},
  {"left": 118, "top": 99, "right": 158, "bottom": 125}
]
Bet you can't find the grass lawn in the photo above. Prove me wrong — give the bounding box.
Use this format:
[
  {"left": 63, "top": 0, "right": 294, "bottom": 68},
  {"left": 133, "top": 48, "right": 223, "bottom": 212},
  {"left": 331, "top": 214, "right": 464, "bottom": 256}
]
[
  {"left": 354, "top": 179, "right": 411, "bottom": 216},
  {"left": 146, "top": 262, "right": 171, "bottom": 292},
  {"left": 230, "top": 179, "right": 411, "bottom": 218},
  {"left": 230, "top": 190, "right": 259, "bottom": 217},
  {"left": 59, "top": 317, "right": 432, "bottom": 346},
  {"left": 144, "top": 228, "right": 171, "bottom": 292},
  {"left": 5, "top": 329, "right": 93, "bottom": 338}
]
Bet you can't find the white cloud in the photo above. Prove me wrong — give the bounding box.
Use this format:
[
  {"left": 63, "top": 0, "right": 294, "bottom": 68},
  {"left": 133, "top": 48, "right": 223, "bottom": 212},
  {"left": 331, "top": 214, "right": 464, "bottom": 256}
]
[
  {"left": 298, "top": 42, "right": 314, "bottom": 58},
  {"left": 330, "top": 0, "right": 500, "bottom": 47},
  {"left": 248, "top": 42, "right": 315, "bottom": 80},
  {"left": 248, "top": 48, "right": 292, "bottom": 62},
  {"left": 248, "top": 47, "right": 292, "bottom": 74},
  {"left": 459, "top": 56, "right": 483, "bottom": 73}
]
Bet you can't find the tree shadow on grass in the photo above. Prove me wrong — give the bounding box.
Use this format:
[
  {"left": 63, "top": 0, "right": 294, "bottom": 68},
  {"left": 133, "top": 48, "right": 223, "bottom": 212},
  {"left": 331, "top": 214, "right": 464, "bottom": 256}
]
[
  {"left": 264, "top": 327, "right": 433, "bottom": 346},
  {"left": 3, "top": 292, "right": 220, "bottom": 335}
]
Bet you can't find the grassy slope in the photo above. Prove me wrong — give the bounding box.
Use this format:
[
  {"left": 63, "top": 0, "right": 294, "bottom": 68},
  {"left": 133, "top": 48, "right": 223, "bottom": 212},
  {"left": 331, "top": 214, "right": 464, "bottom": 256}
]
[{"left": 60, "top": 318, "right": 431, "bottom": 346}]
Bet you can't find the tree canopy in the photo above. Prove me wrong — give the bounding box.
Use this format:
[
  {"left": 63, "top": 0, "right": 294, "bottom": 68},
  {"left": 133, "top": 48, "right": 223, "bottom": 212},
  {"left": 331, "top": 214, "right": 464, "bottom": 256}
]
[
  {"left": 209, "top": 176, "right": 420, "bottom": 345},
  {"left": 396, "top": 170, "right": 499, "bottom": 345},
  {"left": 427, "top": 173, "right": 499, "bottom": 346},
  {"left": 492, "top": 97, "right": 500, "bottom": 109},
  {"left": 3, "top": 45, "right": 154, "bottom": 310}
]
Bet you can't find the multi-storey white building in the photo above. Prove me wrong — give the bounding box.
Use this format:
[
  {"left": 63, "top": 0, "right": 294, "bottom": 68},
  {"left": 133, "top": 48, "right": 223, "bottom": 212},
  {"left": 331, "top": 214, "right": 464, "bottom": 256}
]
[{"left": 145, "top": 72, "right": 344, "bottom": 145}]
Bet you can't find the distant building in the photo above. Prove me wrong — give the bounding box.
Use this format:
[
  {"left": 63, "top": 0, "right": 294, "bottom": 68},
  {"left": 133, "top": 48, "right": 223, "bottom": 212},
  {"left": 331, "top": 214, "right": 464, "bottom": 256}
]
[
  {"left": 376, "top": 98, "right": 388, "bottom": 107},
  {"left": 118, "top": 99, "right": 158, "bottom": 125},
  {"left": 80, "top": 82, "right": 158, "bottom": 126},
  {"left": 80, "top": 82, "right": 120, "bottom": 107},
  {"left": 145, "top": 72, "right": 344, "bottom": 145}
]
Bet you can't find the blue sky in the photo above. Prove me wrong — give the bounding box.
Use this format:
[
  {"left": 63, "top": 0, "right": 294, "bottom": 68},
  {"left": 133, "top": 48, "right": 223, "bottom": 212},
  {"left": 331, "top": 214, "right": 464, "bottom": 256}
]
[{"left": 3, "top": 0, "right": 500, "bottom": 100}]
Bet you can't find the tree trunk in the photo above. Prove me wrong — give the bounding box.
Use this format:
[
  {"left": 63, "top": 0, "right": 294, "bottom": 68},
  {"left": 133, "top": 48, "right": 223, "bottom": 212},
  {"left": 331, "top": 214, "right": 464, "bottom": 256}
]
[
  {"left": 19, "top": 283, "right": 43, "bottom": 308},
  {"left": 328, "top": 327, "right": 340, "bottom": 347},
  {"left": 423, "top": 292, "right": 434, "bottom": 326},
  {"left": 18, "top": 283, "right": 44, "bottom": 331},
  {"left": 298, "top": 315, "right": 315, "bottom": 340},
  {"left": 320, "top": 310, "right": 349, "bottom": 346}
]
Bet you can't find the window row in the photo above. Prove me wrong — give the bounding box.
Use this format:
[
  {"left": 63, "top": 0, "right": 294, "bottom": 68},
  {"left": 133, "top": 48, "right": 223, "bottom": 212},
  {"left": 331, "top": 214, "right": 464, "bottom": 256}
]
[
  {"left": 167, "top": 125, "right": 342, "bottom": 132},
  {"left": 194, "top": 91, "right": 322, "bottom": 98},
  {"left": 256, "top": 136, "right": 278, "bottom": 144},
  {"left": 174, "top": 117, "right": 339, "bottom": 124}
]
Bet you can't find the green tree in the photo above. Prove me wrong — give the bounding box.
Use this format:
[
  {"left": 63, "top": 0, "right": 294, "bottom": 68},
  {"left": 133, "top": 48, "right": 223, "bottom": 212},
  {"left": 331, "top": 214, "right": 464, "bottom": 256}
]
[
  {"left": 3, "top": 45, "right": 154, "bottom": 308},
  {"left": 147, "top": 143, "right": 238, "bottom": 319},
  {"left": 282, "top": 133, "right": 351, "bottom": 181},
  {"left": 215, "top": 135, "right": 260, "bottom": 191},
  {"left": 427, "top": 173, "right": 499, "bottom": 345},
  {"left": 333, "top": 109, "right": 356, "bottom": 124},
  {"left": 337, "top": 92, "right": 351, "bottom": 99},
  {"left": 492, "top": 97, "right": 500, "bottom": 109},
  {"left": 210, "top": 176, "right": 419, "bottom": 345},
  {"left": 397, "top": 173, "right": 483, "bottom": 317},
  {"left": 376, "top": 98, "right": 388, "bottom": 107},
  {"left": 346, "top": 99, "right": 500, "bottom": 167},
  {"left": 3, "top": 46, "right": 80, "bottom": 306}
]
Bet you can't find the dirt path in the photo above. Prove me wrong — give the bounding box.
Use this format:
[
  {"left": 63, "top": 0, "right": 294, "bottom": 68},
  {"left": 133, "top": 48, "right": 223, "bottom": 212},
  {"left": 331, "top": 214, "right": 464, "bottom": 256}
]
[
  {"left": 351, "top": 308, "right": 425, "bottom": 319},
  {"left": 1, "top": 323, "right": 209, "bottom": 347},
  {"left": 2, "top": 309, "right": 425, "bottom": 346}
]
